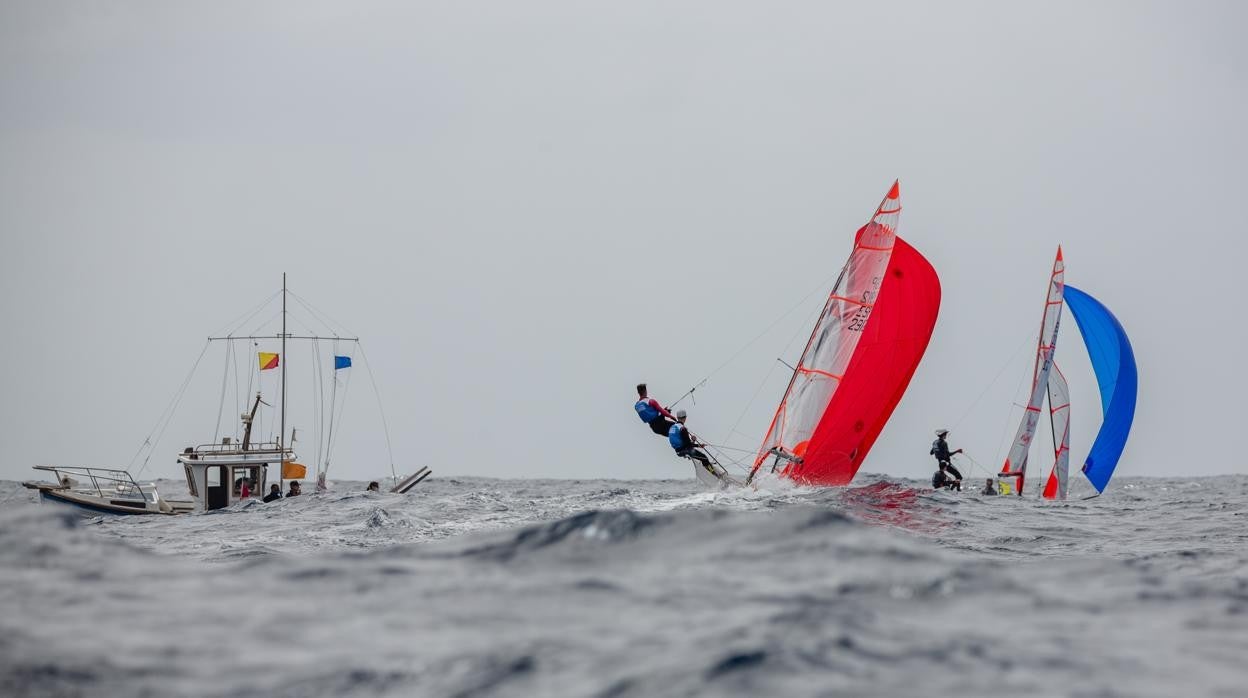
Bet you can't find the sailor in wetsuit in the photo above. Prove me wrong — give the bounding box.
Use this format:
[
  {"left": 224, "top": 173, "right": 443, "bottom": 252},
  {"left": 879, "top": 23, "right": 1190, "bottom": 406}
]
[
  {"left": 635, "top": 383, "right": 678, "bottom": 437},
  {"left": 930, "top": 429, "right": 963, "bottom": 490},
  {"left": 669, "top": 410, "right": 715, "bottom": 473},
  {"left": 932, "top": 462, "right": 959, "bottom": 490},
  {"left": 981, "top": 478, "right": 997, "bottom": 495}
]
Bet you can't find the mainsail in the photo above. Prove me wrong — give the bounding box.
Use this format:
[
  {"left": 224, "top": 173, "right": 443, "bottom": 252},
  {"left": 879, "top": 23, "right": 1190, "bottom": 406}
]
[
  {"left": 1000, "top": 247, "right": 1065, "bottom": 494},
  {"left": 752, "top": 182, "right": 941, "bottom": 485},
  {"left": 1042, "top": 364, "right": 1071, "bottom": 499},
  {"left": 1063, "top": 285, "right": 1137, "bottom": 494}
]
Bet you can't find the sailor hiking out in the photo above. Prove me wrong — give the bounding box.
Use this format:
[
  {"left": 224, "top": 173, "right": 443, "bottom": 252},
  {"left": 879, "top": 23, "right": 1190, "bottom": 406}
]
[
  {"left": 668, "top": 410, "right": 715, "bottom": 473},
  {"left": 635, "top": 383, "right": 678, "bottom": 436}
]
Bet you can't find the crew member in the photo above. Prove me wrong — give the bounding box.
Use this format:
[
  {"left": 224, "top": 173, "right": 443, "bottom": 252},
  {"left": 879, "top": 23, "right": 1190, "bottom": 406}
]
[
  {"left": 981, "top": 478, "right": 997, "bottom": 496},
  {"left": 932, "top": 462, "right": 958, "bottom": 490},
  {"left": 263, "top": 483, "right": 282, "bottom": 502},
  {"left": 668, "top": 410, "right": 715, "bottom": 473},
  {"left": 635, "top": 383, "right": 678, "bottom": 437},
  {"left": 930, "top": 429, "right": 964, "bottom": 484}
]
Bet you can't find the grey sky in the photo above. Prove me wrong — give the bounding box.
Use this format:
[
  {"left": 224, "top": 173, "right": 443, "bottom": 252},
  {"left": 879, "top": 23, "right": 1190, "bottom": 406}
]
[{"left": 2, "top": 1, "right": 1244, "bottom": 484}]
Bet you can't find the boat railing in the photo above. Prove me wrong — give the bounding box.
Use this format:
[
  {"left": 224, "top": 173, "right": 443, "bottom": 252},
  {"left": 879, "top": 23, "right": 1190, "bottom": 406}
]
[
  {"left": 184, "top": 442, "right": 292, "bottom": 457},
  {"left": 32, "top": 465, "right": 154, "bottom": 503}
]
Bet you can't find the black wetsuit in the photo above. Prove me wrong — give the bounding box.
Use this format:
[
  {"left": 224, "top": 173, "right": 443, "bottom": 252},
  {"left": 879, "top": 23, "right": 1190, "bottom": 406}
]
[
  {"left": 263, "top": 490, "right": 282, "bottom": 503},
  {"left": 982, "top": 484, "right": 997, "bottom": 496},
  {"left": 649, "top": 417, "right": 675, "bottom": 436},
  {"left": 930, "top": 438, "right": 964, "bottom": 481}
]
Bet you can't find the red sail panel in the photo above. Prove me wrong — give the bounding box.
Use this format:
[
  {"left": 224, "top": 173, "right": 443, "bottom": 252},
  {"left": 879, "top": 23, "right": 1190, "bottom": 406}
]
[
  {"left": 785, "top": 236, "right": 941, "bottom": 485},
  {"left": 751, "top": 182, "right": 901, "bottom": 482}
]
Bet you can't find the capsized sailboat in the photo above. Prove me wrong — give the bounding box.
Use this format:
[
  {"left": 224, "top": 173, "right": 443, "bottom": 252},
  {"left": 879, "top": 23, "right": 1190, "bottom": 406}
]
[{"left": 749, "top": 181, "right": 941, "bottom": 486}]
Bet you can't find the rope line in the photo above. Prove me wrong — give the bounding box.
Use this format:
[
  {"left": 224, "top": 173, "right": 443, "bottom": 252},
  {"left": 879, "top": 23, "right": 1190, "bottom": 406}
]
[
  {"left": 132, "top": 340, "right": 211, "bottom": 477},
  {"left": 357, "top": 343, "right": 399, "bottom": 488}
]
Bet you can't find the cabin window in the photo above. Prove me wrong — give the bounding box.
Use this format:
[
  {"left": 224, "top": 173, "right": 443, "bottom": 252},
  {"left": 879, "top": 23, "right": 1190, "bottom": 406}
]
[
  {"left": 231, "top": 466, "right": 263, "bottom": 497},
  {"left": 183, "top": 464, "right": 198, "bottom": 497}
]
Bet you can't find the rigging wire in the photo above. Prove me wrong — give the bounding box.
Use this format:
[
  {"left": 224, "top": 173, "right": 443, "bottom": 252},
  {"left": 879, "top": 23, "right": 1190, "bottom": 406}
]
[
  {"left": 669, "top": 268, "right": 850, "bottom": 408},
  {"left": 714, "top": 298, "right": 826, "bottom": 453},
  {"left": 356, "top": 343, "right": 399, "bottom": 489},
  {"left": 949, "top": 328, "right": 1037, "bottom": 433},
  {"left": 131, "top": 340, "right": 211, "bottom": 477},
  {"left": 213, "top": 339, "right": 232, "bottom": 443},
  {"left": 325, "top": 352, "right": 355, "bottom": 473},
  {"left": 994, "top": 344, "right": 1035, "bottom": 470},
  {"left": 289, "top": 290, "right": 353, "bottom": 338},
  {"left": 208, "top": 290, "right": 281, "bottom": 338},
  {"left": 233, "top": 338, "right": 243, "bottom": 443},
  {"left": 313, "top": 337, "right": 326, "bottom": 474}
]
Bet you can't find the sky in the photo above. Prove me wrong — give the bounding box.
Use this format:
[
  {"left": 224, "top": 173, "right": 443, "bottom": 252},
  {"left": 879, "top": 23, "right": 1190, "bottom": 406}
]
[{"left": 2, "top": 1, "right": 1245, "bottom": 484}]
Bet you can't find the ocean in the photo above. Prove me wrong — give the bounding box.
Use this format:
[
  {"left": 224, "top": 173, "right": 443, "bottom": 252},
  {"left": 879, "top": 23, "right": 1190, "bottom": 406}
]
[{"left": 1, "top": 472, "right": 1245, "bottom": 697}]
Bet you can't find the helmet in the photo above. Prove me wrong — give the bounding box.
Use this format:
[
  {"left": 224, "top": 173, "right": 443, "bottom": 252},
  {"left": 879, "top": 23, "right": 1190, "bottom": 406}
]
[
  {"left": 676, "top": 409, "right": 687, "bottom": 420},
  {"left": 935, "top": 429, "right": 949, "bottom": 437}
]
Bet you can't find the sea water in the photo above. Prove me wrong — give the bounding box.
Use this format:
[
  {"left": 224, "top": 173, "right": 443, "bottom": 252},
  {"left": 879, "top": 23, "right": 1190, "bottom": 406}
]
[{"left": 1, "top": 474, "right": 1245, "bottom": 697}]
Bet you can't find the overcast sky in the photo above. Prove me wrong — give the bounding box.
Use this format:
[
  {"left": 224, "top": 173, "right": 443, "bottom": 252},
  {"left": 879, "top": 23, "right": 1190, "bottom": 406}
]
[{"left": 2, "top": 1, "right": 1245, "bottom": 485}]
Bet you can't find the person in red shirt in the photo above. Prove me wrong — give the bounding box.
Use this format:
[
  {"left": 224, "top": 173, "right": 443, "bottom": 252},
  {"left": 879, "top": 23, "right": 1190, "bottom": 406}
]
[{"left": 634, "top": 383, "right": 677, "bottom": 436}]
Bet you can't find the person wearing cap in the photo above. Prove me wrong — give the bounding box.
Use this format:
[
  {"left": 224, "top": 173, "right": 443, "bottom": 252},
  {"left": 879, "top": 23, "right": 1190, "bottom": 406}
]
[
  {"left": 930, "top": 429, "right": 964, "bottom": 487},
  {"left": 634, "top": 383, "right": 678, "bottom": 437},
  {"left": 668, "top": 410, "right": 715, "bottom": 473}
]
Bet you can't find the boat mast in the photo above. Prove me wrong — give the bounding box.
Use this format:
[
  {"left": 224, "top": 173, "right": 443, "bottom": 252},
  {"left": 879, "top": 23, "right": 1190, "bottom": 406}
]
[{"left": 279, "top": 272, "right": 287, "bottom": 491}]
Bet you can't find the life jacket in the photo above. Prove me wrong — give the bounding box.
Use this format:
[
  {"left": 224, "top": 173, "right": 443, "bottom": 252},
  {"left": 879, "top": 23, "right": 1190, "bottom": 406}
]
[
  {"left": 669, "top": 423, "right": 690, "bottom": 450},
  {"left": 635, "top": 398, "right": 661, "bottom": 423}
]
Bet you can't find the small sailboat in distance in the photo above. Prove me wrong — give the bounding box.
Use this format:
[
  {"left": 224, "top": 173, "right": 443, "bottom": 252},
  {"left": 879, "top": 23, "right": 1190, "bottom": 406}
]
[
  {"left": 999, "top": 248, "right": 1066, "bottom": 494},
  {"left": 996, "top": 249, "right": 1137, "bottom": 499},
  {"left": 749, "top": 181, "right": 941, "bottom": 486}
]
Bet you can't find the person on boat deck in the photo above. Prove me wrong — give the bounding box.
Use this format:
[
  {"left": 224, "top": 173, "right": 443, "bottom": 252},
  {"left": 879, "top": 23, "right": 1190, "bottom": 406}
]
[
  {"left": 982, "top": 478, "right": 997, "bottom": 496},
  {"left": 669, "top": 410, "right": 714, "bottom": 472},
  {"left": 263, "top": 483, "right": 282, "bottom": 503},
  {"left": 239, "top": 477, "right": 252, "bottom": 499},
  {"left": 367, "top": 481, "right": 380, "bottom": 492},
  {"left": 930, "top": 429, "right": 964, "bottom": 483},
  {"left": 635, "top": 383, "right": 678, "bottom": 437},
  {"left": 286, "top": 480, "right": 302, "bottom": 497},
  {"left": 932, "top": 462, "right": 955, "bottom": 490}
]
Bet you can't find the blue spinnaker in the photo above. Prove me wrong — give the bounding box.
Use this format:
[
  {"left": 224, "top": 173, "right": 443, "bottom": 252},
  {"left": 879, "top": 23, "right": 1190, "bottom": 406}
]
[{"left": 1064, "top": 285, "right": 1137, "bottom": 493}]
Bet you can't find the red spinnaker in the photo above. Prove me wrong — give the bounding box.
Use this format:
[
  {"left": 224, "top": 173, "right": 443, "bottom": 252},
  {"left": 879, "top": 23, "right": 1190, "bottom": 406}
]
[{"left": 786, "top": 236, "right": 941, "bottom": 485}]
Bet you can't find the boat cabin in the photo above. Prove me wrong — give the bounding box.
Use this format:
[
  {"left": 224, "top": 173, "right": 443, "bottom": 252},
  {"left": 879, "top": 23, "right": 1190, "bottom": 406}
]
[{"left": 179, "top": 437, "right": 292, "bottom": 511}]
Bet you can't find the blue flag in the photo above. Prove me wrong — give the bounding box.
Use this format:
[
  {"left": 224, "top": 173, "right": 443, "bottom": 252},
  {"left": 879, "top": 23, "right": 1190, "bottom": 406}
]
[{"left": 334, "top": 356, "right": 352, "bottom": 370}]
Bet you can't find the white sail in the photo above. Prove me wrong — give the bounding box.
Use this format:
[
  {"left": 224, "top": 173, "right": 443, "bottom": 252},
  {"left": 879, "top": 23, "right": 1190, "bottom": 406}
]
[
  {"left": 1043, "top": 363, "right": 1071, "bottom": 500},
  {"left": 1000, "top": 248, "right": 1065, "bottom": 494},
  {"left": 754, "top": 181, "right": 900, "bottom": 472}
]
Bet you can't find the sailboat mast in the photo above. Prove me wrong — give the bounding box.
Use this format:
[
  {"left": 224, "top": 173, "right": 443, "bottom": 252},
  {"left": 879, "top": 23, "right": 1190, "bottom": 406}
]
[{"left": 279, "top": 273, "right": 288, "bottom": 490}]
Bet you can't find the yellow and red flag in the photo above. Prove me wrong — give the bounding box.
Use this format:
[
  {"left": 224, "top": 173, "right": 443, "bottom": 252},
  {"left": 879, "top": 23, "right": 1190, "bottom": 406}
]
[{"left": 258, "top": 352, "right": 280, "bottom": 371}]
